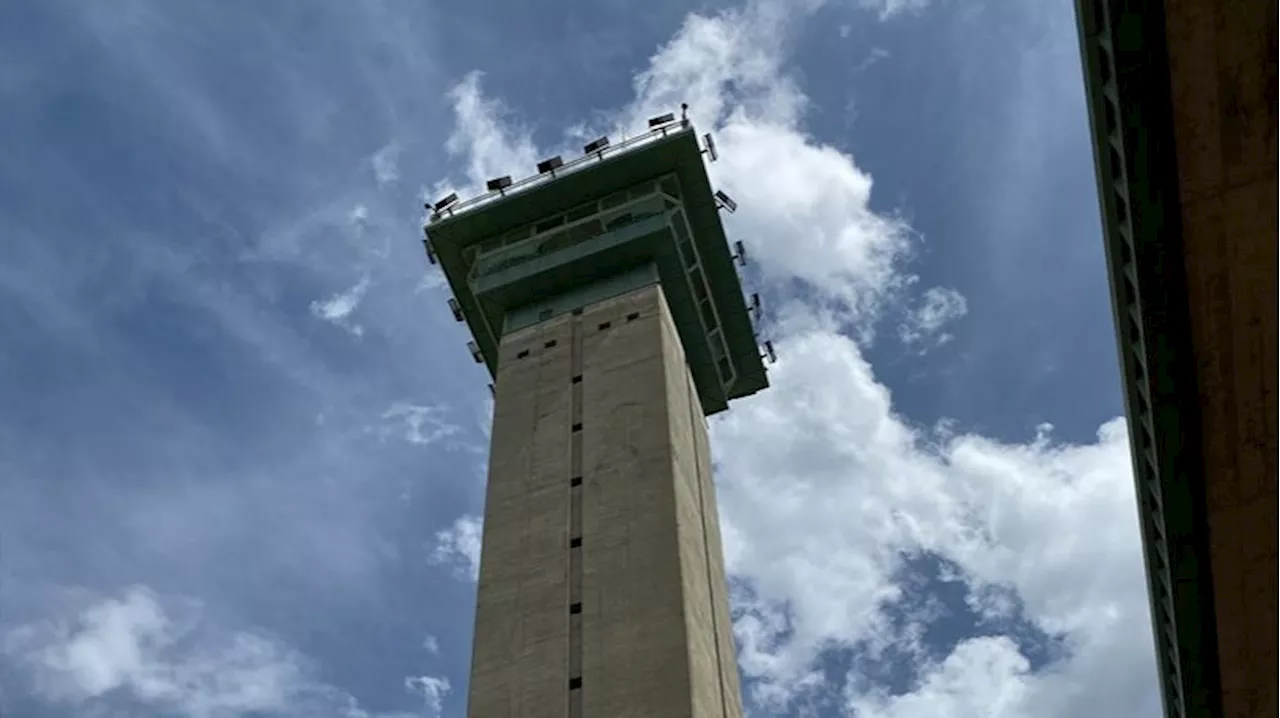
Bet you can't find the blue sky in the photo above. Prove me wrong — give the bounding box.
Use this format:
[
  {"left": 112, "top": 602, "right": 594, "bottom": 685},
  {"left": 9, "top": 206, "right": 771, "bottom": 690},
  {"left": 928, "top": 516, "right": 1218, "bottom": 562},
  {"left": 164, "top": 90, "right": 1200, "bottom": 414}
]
[{"left": 0, "top": 1, "right": 1161, "bottom": 717}]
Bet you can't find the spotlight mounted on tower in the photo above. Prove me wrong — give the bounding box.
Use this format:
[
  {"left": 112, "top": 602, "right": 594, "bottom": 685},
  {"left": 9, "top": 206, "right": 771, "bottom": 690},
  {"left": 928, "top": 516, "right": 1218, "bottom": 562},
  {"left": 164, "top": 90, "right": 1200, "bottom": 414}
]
[
  {"left": 467, "top": 340, "right": 483, "bottom": 364},
  {"left": 715, "top": 190, "right": 738, "bottom": 214},
  {"left": 486, "top": 176, "right": 513, "bottom": 194},
  {"left": 421, "top": 226, "right": 438, "bottom": 265},
  {"left": 583, "top": 136, "right": 610, "bottom": 157},
  {"left": 749, "top": 292, "right": 761, "bottom": 321},
  {"left": 432, "top": 190, "right": 458, "bottom": 212},
  {"left": 761, "top": 340, "right": 777, "bottom": 365},
  {"left": 536, "top": 155, "right": 564, "bottom": 175},
  {"left": 731, "top": 240, "right": 747, "bottom": 266},
  {"left": 648, "top": 112, "right": 675, "bottom": 128},
  {"left": 702, "top": 133, "right": 718, "bottom": 162},
  {"left": 447, "top": 298, "right": 464, "bottom": 322}
]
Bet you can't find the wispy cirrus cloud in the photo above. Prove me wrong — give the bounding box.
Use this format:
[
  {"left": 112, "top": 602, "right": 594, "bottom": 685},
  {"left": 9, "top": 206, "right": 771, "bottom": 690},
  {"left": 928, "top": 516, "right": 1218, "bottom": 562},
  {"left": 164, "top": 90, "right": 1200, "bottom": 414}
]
[
  {"left": 899, "top": 286, "right": 968, "bottom": 350},
  {"left": 310, "top": 276, "right": 372, "bottom": 336}
]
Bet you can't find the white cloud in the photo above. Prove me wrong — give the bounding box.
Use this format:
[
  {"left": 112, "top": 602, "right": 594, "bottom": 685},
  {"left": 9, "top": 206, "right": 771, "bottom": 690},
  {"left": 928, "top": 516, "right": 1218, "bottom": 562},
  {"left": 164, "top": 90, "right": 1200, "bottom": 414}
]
[
  {"left": 309, "top": 276, "right": 371, "bottom": 336},
  {"left": 371, "top": 143, "right": 400, "bottom": 186},
  {"left": 846, "top": 636, "right": 1033, "bottom": 717},
  {"left": 899, "top": 286, "right": 968, "bottom": 350},
  {"left": 443, "top": 72, "right": 539, "bottom": 197},
  {"left": 433, "top": 2, "right": 1159, "bottom": 717},
  {"left": 860, "top": 0, "right": 934, "bottom": 21},
  {"left": 380, "top": 402, "right": 460, "bottom": 446},
  {"left": 428, "top": 515, "right": 483, "bottom": 582},
  {"left": 404, "top": 675, "right": 450, "bottom": 717},
  {"left": 3, "top": 586, "right": 430, "bottom": 718},
  {"left": 711, "top": 323, "right": 1158, "bottom": 715}
]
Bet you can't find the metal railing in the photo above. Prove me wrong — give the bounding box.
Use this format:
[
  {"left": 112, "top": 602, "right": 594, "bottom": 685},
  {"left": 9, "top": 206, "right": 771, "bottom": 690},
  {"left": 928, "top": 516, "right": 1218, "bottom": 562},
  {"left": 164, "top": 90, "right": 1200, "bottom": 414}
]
[{"left": 430, "top": 119, "right": 691, "bottom": 223}]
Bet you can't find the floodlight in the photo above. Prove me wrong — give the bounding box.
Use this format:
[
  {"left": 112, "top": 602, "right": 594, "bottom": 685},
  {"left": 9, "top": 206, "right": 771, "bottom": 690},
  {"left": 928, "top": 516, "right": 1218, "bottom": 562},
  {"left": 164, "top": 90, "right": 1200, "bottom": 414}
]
[
  {"left": 715, "top": 190, "right": 737, "bottom": 214},
  {"left": 467, "top": 340, "right": 483, "bottom": 364},
  {"left": 703, "top": 133, "right": 718, "bottom": 162},
  {"left": 583, "top": 136, "right": 610, "bottom": 154},
  {"left": 648, "top": 112, "right": 675, "bottom": 128},
  {"left": 750, "top": 292, "right": 761, "bottom": 316},
  {"left": 732, "top": 239, "right": 747, "bottom": 266},
  {"left": 447, "top": 298, "right": 464, "bottom": 322},
  {"left": 486, "top": 176, "right": 513, "bottom": 192},
  {"left": 423, "top": 238, "right": 437, "bottom": 265},
  {"left": 762, "top": 340, "right": 777, "bottom": 364},
  {"left": 537, "top": 155, "right": 564, "bottom": 174},
  {"left": 433, "top": 192, "right": 458, "bottom": 212}
]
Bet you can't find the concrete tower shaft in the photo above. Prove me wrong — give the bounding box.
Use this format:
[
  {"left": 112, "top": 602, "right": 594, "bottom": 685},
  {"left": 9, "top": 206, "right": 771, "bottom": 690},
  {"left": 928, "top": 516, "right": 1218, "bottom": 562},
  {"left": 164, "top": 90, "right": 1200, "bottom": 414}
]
[
  {"left": 423, "top": 117, "right": 767, "bottom": 717},
  {"left": 469, "top": 284, "right": 743, "bottom": 718}
]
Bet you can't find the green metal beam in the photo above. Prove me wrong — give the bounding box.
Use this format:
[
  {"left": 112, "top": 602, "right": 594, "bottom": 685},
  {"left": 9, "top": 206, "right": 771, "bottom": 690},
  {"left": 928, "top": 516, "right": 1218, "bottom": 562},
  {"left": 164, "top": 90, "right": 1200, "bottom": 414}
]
[
  {"left": 1073, "top": 1, "right": 1223, "bottom": 716},
  {"left": 424, "top": 123, "right": 768, "bottom": 415}
]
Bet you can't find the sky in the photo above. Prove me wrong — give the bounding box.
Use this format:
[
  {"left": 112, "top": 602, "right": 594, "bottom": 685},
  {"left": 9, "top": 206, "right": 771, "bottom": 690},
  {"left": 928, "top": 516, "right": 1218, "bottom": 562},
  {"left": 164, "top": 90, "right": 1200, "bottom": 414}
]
[{"left": 0, "top": 1, "right": 1163, "bottom": 717}]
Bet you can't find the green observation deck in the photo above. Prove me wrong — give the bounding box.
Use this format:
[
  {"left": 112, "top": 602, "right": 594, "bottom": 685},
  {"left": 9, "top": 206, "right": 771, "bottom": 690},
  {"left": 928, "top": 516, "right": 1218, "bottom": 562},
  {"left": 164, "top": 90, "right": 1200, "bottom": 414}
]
[{"left": 423, "top": 118, "right": 768, "bottom": 415}]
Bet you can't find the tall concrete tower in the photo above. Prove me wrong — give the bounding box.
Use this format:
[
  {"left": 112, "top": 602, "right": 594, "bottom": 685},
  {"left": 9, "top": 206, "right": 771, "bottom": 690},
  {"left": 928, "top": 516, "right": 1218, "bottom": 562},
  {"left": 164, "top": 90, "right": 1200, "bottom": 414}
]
[{"left": 423, "top": 113, "right": 771, "bottom": 717}]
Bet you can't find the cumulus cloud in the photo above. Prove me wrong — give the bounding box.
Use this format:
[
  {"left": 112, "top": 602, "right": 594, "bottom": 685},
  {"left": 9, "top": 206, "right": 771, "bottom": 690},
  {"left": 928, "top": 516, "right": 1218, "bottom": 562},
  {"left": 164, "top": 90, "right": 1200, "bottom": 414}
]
[
  {"left": 712, "top": 324, "right": 1157, "bottom": 715},
  {"left": 428, "top": 515, "right": 483, "bottom": 581},
  {"left": 309, "top": 276, "right": 371, "bottom": 336},
  {"left": 899, "top": 286, "right": 968, "bottom": 350},
  {"left": 846, "top": 636, "right": 1033, "bottom": 717},
  {"left": 431, "top": 2, "right": 1158, "bottom": 716},
  {"left": 2, "top": 586, "right": 435, "bottom": 718}
]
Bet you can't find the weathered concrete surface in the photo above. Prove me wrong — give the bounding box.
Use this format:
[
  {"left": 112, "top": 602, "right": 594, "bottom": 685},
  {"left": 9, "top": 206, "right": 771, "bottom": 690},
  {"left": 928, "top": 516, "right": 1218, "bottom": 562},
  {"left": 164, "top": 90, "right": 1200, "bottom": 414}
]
[
  {"left": 468, "top": 283, "right": 743, "bottom": 718},
  {"left": 1164, "top": 0, "right": 1277, "bottom": 715}
]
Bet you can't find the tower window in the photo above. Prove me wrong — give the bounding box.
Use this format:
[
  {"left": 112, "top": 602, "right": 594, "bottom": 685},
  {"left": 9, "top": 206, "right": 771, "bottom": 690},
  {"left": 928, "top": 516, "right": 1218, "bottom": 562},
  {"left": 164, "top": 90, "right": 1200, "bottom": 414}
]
[
  {"left": 517, "top": 349, "right": 530, "bottom": 359},
  {"left": 570, "top": 537, "right": 582, "bottom": 548},
  {"left": 626, "top": 312, "right": 640, "bottom": 322},
  {"left": 545, "top": 339, "right": 558, "bottom": 348},
  {"left": 570, "top": 603, "right": 582, "bottom": 614},
  {"left": 569, "top": 677, "right": 582, "bottom": 690},
  {"left": 597, "top": 321, "right": 611, "bottom": 331},
  {"left": 572, "top": 375, "right": 582, "bottom": 384},
  {"left": 570, "top": 476, "right": 582, "bottom": 486},
  {"left": 572, "top": 422, "right": 582, "bottom": 432}
]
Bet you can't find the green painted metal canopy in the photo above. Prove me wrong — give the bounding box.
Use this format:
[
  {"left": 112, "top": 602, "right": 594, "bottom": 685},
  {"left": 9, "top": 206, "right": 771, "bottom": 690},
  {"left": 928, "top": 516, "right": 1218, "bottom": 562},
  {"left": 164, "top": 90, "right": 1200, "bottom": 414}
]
[{"left": 424, "top": 123, "right": 768, "bottom": 415}]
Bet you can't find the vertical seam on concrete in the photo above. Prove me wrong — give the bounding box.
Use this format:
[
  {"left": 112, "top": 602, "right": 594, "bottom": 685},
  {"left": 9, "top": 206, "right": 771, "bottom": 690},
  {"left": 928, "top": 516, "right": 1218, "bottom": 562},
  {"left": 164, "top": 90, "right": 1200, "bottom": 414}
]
[
  {"left": 687, "top": 365, "right": 730, "bottom": 718},
  {"left": 569, "top": 313, "right": 584, "bottom": 718}
]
